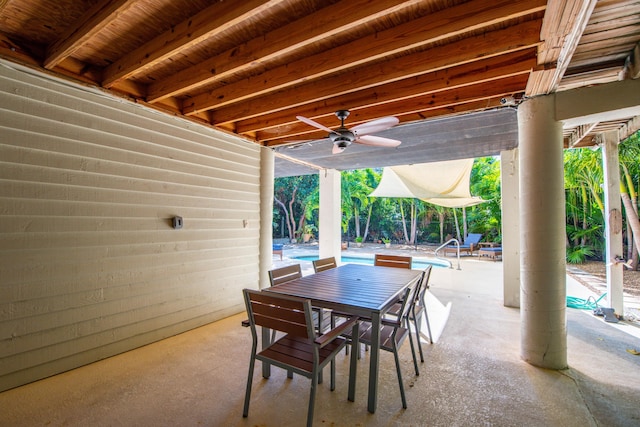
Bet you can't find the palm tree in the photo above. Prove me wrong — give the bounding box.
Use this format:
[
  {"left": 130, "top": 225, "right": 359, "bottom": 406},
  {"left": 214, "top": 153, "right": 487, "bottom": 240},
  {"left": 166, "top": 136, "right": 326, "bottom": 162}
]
[{"left": 619, "top": 132, "right": 640, "bottom": 269}]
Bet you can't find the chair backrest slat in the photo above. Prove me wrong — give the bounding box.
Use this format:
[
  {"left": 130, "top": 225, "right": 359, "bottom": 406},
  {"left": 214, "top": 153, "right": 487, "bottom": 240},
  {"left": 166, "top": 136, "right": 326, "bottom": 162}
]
[
  {"left": 419, "top": 265, "right": 432, "bottom": 296},
  {"left": 244, "top": 289, "right": 312, "bottom": 339},
  {"left": 268, "top": 264, "right": 303, "bottom": 286},
  {"left": 400, "top": 278, "right": 421, "bottom": 320},
  {"left": 312, "top": 256, "right": 337, "bottom": 273},
  {"left": 374, "top": 254, "right": 412, "bottom": 269}
]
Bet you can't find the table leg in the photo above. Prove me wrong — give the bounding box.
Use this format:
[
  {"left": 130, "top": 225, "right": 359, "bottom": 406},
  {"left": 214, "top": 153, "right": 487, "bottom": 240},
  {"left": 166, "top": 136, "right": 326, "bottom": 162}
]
[
  {"left": 348, "top": 321, "right": 359, "bottom": 402},
  {"left": 368, "top": 312, "right": 381, "bottom": 413}
]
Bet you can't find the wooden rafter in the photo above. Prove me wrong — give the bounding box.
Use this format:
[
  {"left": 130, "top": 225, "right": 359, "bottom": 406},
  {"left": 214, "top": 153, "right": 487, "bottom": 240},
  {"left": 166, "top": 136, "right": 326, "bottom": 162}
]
[
  {"left": 101, "top": 0, "right": 286, "bottom": 88},
  {"left": 527, "top": 0, "right": 598, "bottom": 95},
  {"left": 245, "top": 49, "right": 538, "bottom": 137},
  {"left": 44, "top": 0, "right": 135, "bottom": 69},
  {"left": 208, "top": 20, "right": 542, "bottom": 125},
  {"left": 264, "top": 74, "right": 529, "bottom": 146},
  {"left": 146, "top": 0, "right": 424, "bottom": 103},
  {"left": 183, "top": 0, "right": 546, "bottom": 115}
]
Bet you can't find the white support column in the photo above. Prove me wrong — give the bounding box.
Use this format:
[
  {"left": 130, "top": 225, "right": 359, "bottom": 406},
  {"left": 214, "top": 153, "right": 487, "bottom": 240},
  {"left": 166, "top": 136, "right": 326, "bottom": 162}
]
[
  {"left": 601, "top": 131, "right": 625, "bottom": 314},
  {"left": 501, "top": 148, "right": 520, "bottom": 308},
  {"left": 518, "top": 95, "right": 567, "bottom": 369},
  {"left": 259, "top": 148, "right": 275, "bottom": 289},
  {"left": 319, "top": 169, "right": 342, "bottom": 260}
]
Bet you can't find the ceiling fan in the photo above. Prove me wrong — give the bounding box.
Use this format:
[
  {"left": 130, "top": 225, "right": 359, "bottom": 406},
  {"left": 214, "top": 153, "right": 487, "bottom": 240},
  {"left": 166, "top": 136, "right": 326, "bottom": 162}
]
[{"left": 296, "top": 110, "right": 401, "bottom": 154}]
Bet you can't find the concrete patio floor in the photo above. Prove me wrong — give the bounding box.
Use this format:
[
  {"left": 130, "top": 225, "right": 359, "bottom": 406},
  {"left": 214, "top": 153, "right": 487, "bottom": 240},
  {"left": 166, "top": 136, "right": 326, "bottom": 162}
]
[{"left": 1, "top": 245, "right": 639, "bottom": 426}]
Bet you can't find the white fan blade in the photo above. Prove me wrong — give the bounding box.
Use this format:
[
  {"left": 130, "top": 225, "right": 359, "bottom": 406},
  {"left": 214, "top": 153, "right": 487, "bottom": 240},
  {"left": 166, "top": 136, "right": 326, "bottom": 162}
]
[
  {"left": 332, "top": 144, "right": 346, "bottom": 154},
  {"left": 356, "top": 135, "right": 401, "bottom": 147},
  {"left": 296, "top": 116, "right": 338, "bottom": 135},
  {"left": 351, "top": 116, "right": 399, "bottom": 136}
]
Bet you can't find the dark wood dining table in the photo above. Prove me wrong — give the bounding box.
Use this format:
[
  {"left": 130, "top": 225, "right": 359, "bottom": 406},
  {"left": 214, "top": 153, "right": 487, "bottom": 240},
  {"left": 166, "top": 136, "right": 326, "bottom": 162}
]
[{"left": 264, "top": 263, "right": 423, "bottom": 413}]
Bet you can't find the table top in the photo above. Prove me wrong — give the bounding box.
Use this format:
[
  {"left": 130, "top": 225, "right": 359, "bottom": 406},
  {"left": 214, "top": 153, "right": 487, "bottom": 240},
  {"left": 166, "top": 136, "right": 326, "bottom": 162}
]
[{"left": 265, "top": 263, "right": 422, "bottom": 316}]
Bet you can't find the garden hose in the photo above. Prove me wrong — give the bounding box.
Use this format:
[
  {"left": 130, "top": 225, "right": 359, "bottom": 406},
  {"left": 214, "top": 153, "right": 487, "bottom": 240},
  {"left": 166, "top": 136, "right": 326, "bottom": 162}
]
[{"left": 566, "top": 293, "right": 607, "bottom": 310}]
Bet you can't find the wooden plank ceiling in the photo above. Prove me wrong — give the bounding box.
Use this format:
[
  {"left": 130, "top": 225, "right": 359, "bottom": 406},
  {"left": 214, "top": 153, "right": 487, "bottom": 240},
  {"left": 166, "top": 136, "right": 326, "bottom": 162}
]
[{"left": 0, "top": 0, "right": 639, "bottom": 176}]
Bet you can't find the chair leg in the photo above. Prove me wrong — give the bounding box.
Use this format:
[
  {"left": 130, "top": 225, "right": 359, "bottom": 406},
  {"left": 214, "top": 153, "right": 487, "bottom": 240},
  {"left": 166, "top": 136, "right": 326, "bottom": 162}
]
[
  {"left": 392, "top": 342, "right": 407, "bottom": 409},
  {"left": 413, "top": 315, "right": 425, "bottom": 363},
  {"left": 423, "top": 306, "right": 433, "bottom": 345},
  {"left": 307, "top": 370, "right": 319, "bottom": 427},
  {"left": 330, "top": 358, "right": 336, "bottom": 391},
  {"left": 242, "top": 351, "right": 256, "bottom": 417},
  {"left": 407, "top": 325, "right": 419, "bottom": 376}
]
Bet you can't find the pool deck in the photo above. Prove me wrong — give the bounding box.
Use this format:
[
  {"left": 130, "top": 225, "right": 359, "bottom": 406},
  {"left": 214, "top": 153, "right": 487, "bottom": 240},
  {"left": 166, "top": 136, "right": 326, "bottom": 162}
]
[
  {"left": 275, "top": 241, "right": 640, "bottom": 334},
  {"left": 274, "top": 241, "right": 455, "bottom": 275}
]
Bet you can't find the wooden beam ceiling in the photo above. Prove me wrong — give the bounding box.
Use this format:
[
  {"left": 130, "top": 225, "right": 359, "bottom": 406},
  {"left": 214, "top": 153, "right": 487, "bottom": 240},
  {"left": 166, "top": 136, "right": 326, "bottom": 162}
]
[{"left": 0, "top": 0, "right": 638, "bottom": 174}]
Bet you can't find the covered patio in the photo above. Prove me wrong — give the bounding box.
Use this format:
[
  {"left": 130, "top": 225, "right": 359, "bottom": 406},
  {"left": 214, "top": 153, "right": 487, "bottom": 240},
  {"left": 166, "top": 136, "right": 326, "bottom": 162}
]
[
  {"left": 1, "top": 2, "right": 640, "bottom": 424},
  {"left": 1, "top": 254, "right": 639, "bottom": 426}
]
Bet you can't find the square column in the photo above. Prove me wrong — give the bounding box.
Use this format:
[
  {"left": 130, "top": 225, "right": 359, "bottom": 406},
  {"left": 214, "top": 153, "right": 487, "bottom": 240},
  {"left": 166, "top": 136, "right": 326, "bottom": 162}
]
[
  {"left": 601, "top": 131, "right": 624, "bottom": 314},
  {"left": 501, "top": 149, "right": 520, "bottom": 308},
  {"left": 319, "top": 169, "right": 342, "bottom": 259},
  {"left": 259, "top": 148, "right": 275, "bottom": 289}
]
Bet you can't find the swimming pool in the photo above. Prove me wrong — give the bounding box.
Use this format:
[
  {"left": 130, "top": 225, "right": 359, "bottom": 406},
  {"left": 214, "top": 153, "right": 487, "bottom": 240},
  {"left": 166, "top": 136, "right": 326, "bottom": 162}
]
[{"left": 293, "top": 255, "right": 450, "bottom": 269}]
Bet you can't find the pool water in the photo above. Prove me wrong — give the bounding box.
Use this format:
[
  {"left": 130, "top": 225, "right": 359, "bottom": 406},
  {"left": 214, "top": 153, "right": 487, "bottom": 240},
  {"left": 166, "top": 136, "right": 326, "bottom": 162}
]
[{"left": 293, "top": 255, "right": 450, "bottom": 269}]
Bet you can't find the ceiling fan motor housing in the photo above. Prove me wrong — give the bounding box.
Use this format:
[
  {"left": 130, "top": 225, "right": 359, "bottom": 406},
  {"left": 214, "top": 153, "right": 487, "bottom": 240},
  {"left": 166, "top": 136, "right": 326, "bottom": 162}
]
[{"left": 330, "top": 129, "right": 354, "bottom": 147}]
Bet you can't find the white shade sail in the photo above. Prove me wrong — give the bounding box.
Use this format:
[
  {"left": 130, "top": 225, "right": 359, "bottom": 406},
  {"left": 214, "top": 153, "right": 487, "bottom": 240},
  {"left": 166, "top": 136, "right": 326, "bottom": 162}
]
[{"left": 369, "top": 159, "right": 485, "bottom": 208}]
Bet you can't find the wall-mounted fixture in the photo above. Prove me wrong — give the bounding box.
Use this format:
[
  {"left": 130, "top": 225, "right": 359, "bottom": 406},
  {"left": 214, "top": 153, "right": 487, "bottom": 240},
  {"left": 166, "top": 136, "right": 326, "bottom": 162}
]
[
  {"left": 172, "top": 216, "right": 183, "bottom": 229},
  {"left": 500, "top": 96, "right": 516, "bottom": 106}
]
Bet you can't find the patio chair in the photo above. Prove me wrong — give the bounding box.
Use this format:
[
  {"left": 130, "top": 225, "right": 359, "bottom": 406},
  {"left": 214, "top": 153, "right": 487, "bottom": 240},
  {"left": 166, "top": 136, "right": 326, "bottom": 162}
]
[
  {"left": 374, "top": 254, "right": 412, "bottom": 269},
  {"left": 443, "top": 233, "right": 483, "bottom": 256},
  {"left": 344, "top": 283, "right": 420, "bottom": 409},
  {"left": 385, "top": 265, "right": 433, "bottom": 363},
  {"left": 270, "top": 264, "right": 328, "bottom": 333},
  {"left": 338, "top": 254, "right": 411, "bottom": 356},
  {"left": 242, "top": 265, "right": 304, "bottom": 332},
  {"left": 268, "top": 264, "right": 302, "bottom": 285},
  {"left": 312, "top": 256, "right": 337, "bottom": 273},
  {"left": 242, "top": 289, "right": 359, "bottom": 427},
  {"left": 409, "top": 265, "right": 433, "bottom": 357}
]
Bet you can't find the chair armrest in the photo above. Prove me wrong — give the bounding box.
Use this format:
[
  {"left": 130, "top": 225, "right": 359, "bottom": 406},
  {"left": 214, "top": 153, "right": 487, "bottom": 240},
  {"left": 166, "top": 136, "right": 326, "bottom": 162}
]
[{"left": 315, "top": 317, "right": 359, "bottom": 348}]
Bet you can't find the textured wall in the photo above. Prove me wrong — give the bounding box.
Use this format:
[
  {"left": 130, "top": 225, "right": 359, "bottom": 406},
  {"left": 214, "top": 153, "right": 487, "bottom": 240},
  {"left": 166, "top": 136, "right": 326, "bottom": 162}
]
[{"left": 0, "top": 61, "right": 261, "bottom": 391}]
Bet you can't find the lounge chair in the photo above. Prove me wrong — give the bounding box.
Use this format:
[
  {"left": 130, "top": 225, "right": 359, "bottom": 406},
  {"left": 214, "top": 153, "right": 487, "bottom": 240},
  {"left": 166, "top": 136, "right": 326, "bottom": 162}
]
[
  {"left": 272, "top": 243, "right": 284, "bottom": 260},
  {"left": 443, "top": 233, "right": 482, "bottom": 256},
  {"left": 479, "top": 246, "right": 502, "bottom": 260}
]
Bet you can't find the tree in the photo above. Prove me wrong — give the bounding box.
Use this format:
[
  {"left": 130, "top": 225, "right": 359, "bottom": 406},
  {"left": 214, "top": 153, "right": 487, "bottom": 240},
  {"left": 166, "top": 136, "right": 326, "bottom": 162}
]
[
  {"left": 563, "top": 148, "right": 605, "bottom": 263},
  {"left": 619, "top": 131, "right": 640, "bottom": 269},
  {"left": 469, "top": 157, "right": 502, "bottom": 242},
  {"left": 341, "top": 169, "right": 380, "bottom": 242},
  {"left": 273, "top": 175, "right": 318, "bottom": 241}
]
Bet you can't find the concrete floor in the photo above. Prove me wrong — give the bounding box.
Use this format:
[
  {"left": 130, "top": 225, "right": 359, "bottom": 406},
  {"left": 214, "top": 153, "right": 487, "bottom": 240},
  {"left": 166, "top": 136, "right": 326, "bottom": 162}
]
[{"left": 1, "top": 253, "right": 640, "bottom": 426}]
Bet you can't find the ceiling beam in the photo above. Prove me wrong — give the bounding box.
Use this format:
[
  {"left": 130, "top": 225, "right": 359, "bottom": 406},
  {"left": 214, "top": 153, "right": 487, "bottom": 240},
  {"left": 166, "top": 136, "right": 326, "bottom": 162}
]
[
  {"left": 208, "top": 20, "right": 542, "bottom": 125},
  {"left": 556, "top": 78, "right": 640, "bottom": 127},
  {"left": 250, "top": 49, "right": 537, "bottom": 139},
  {"left": 566, "top": 122, "right": 599, "bottom": 148},
  {"left": 44, "top": 0, "right": 135, "bottom": 69},
  {"left": 527, "top": 0, "right": 597, "bottom": 95},
  {"left": 101, "top": 0, "right": 284, "bottom": 88},
  {"left": 183, "top": 0, "right": 546, "bottom": 115},
  {"left": 146, "top": 0, "right": 423, "bottom": 103},
  {"left": 264, "top": 74, "right": 529, "bottom": 146}
]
